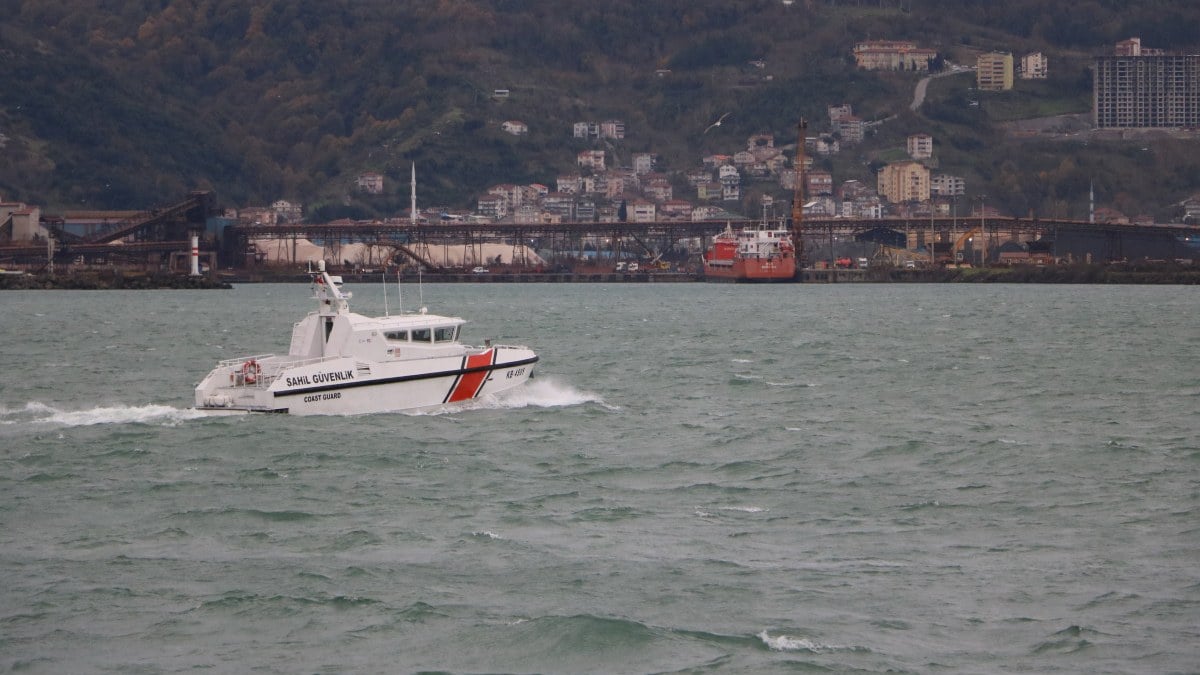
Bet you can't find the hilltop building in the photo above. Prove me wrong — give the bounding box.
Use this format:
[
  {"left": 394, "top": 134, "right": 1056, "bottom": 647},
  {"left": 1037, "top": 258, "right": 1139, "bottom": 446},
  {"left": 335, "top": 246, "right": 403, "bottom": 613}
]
[
  {"left": 1093, "top": 38, "right": 1200, "bottom": 128},
  {"left": 976, "top": 52, "right": 1014, "bottom": 91},
  {"left": 852, "top": 40, "right": 937, "bottom": 72}
]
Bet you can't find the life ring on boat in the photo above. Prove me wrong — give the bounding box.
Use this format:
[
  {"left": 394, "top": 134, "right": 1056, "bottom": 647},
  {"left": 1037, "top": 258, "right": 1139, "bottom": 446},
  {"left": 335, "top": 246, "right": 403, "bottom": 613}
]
[{"left": 241, "top": 359, "right": 261, "bottom": 384}]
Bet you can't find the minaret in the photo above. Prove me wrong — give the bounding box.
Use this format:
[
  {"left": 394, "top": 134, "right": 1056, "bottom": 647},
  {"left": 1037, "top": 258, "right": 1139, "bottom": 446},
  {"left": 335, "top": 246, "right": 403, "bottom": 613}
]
[{"left": 410, "top": 163, "right": 417, "bottom": 224}]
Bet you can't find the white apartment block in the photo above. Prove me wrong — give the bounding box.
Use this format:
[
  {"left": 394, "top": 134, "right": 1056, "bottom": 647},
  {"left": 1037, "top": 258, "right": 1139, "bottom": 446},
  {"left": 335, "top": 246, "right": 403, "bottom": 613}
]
[
  {"left": 907, "top": 133, "right": 933, "bottom": 159},
  {"left": 1020, "top": 52, "right": 1048, "bottom": 79}
]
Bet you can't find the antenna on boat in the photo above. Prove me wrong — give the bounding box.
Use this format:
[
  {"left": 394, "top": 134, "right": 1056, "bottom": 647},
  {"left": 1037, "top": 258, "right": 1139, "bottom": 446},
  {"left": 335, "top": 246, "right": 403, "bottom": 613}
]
[
  {"left": 382, "top": 270, "right": 389, "bottom": 316},
  {"left": 418, "top": 265, "right": 425, "bottom": 313}
]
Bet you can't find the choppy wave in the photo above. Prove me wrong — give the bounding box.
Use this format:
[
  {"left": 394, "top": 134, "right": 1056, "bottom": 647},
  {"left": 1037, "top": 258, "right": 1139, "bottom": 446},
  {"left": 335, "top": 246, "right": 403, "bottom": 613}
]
[
  {"left": 758, "top": 630, "right": 864, "bottom": 654},
  {"left": 0, "top": 401, "right": 209, "bottom": 427}
]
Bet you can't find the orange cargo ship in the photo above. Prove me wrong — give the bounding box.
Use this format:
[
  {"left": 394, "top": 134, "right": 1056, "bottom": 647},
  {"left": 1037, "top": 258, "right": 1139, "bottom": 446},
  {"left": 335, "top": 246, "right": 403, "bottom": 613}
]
[{"left": 702, "top": 223, "right": 797, "bottom": 282}]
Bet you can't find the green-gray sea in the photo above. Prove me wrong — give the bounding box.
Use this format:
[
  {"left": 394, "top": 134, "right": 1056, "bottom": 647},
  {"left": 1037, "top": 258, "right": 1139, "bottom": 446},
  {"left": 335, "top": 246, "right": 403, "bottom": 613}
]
[{"left": 1, "top": 282, "right": 1197, "bottom": 673}]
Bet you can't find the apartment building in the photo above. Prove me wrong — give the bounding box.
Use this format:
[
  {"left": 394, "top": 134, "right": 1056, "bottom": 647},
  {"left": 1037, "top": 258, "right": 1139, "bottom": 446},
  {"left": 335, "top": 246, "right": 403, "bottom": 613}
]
[
  {"left": 1093, "top": 47, "right": 1200, "bottom": 128},
  {"left": 1020, "top": 52, "right": 1048, "bottom": 79},
  {"left": 877, "top": 161, "right": 931, "bottom": 204},
  {"left": 907, "top": 133, "right": 933, "bottom": 159},
  {"left": 930, "top": 174, "right": 966, "bottom": 197},
  {"left": 976, "top": 52, "right": 1014, "bottom": 91}
]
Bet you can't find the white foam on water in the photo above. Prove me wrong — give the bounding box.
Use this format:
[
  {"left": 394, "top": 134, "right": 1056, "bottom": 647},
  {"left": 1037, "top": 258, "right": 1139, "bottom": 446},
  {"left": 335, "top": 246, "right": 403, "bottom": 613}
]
[
  {"left": 0, "top": 401, "right": 209, "bottom": 427},
  {"left": 417, "top": 376, "right": 613, "bottom": 415},
  {"left": 718, "top": 505, "right": 768, "bottom": 513},
  {"left": 758, "top": 630, "right": 848, "bottom": 652}
]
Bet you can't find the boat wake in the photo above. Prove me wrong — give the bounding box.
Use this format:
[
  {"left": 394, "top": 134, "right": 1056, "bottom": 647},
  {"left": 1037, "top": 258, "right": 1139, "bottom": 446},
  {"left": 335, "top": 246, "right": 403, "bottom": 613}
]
[
  {"left": 417, "top": 376, "right": 610, "bottom": 415},
  {"left": 0, "top": 402, "right": 210, "bottom": 428}
]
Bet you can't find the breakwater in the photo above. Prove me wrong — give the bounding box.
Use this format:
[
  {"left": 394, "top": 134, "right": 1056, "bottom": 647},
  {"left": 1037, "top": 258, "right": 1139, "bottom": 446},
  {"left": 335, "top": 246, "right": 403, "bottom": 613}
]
[{"left": 0, "top": 271, "right": 232, "bottom": 290}]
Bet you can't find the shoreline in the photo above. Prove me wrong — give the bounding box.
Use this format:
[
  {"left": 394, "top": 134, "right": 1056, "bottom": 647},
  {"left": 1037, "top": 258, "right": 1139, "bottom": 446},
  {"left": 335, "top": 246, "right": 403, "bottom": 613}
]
[{"left": 2, "top": 262, "right": 1197, "bottom": 289}]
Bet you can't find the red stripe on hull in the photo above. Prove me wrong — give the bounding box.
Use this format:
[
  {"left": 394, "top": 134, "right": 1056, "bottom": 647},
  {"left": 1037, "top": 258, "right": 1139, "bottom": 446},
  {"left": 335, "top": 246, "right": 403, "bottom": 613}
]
[{"left": 447, "top": 349, "right": 495, "bottom": 402}]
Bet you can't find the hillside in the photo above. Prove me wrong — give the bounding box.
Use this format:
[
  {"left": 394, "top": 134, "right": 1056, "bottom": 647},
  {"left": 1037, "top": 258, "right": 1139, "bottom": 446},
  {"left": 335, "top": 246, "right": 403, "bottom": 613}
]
[{"left": 0, "top": 0, "right": 1197, "bottom": 221}]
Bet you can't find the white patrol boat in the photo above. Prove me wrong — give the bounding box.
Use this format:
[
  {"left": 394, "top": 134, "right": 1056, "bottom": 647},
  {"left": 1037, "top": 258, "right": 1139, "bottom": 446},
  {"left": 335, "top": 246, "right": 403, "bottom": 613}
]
[{"left": 194, "top": 261, "right": 538, "bottom": 415}]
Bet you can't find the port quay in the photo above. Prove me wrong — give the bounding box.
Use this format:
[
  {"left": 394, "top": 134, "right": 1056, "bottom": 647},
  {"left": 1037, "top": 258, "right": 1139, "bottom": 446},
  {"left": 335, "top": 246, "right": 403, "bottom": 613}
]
[
  {"left": 228, "top": 213, "right": 1200, "bottom": 281},
  {"left": 3, "top": 191, "right": 1198, "bottom": 282}
]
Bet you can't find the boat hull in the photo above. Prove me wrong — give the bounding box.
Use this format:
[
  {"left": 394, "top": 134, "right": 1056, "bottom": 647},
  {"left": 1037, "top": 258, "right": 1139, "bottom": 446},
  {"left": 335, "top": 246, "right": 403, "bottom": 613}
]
[
  {"left": 702, "top": 257, "right": 797, "bottom": 282},
  {"left": 195, "top": 347, "right": 537, "bottom": 415}
]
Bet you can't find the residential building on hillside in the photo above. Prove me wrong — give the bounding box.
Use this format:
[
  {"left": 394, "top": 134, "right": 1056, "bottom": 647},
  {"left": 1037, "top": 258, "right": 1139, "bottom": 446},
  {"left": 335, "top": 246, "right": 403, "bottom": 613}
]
[
  {"left": 513, "top": 204, "right": 541, "bottom": 222},
  {"left": 476, "top": 195, "right": 506, "bottom": 220},
  {"left": 630, "top": 199, "right": 657, "bottom": 223},
  {"left": 632, "top": 153, "right": 656, "bottom": 175},
  {"left": 501, "top": 120, "right": 528, "bottom": 136},
  {"left": 271, "top": 200, "right": 303, "bottom": 223},
  {"left": 828, "top": 103, "right": 854, "bottom": 122},
  {"left": 814, "top": 135, "right": 840, "bottom": 156},
  {"left": 556, "top": 175, "right": 582, "bottom": 194},
  {"left": 356, "top": 172, "right": 383, "bottom": 194},
  {"left": 834, "top": 116, "right": 865, "bottom": 143},
  {"left": 643, "top": 175, "right": 672, "bottom": 202},
  {"left": 931, "top": 173, "right": 966, "bottom": 197},
  {"left": 599, "top": 120, "right": 625, "bottom": 140},
  {"left": 575, "top": 200, "right": 596, "bottom": 221},
  {"left": 577, "top": 150, "right": 606, "bottom": 172},
  {"left": 487, "top": 184, "right": 523, "bottom": 209},
  {"left": 1093, "top": 39, "right": 1200, "bottom": 128},
  {"left": 686, "top": 169, "right": 712, "bottom": 187},
  {"left": 1020, "top": 52, "right": 1048, "bottom": 79},
  {"left": 853, "top": 40, "right": 937, "bottom": 72},
  {"left": 907, "top": 133, "right": 933, "bottom": 159},
  {"left": 660, "top": 200, "right": 693, "bottom": 220},
  {"left": 806, "top": 170, "right": 833, "bottom": 196},
  {"left": 977, "top": 52, "right": 1014, "bottom": 91},
  {"left": 573, "top": 122, "right": 598, "bottom": 139},
  {"left": 780, "top": 168, "right": 800, "bottom": 192},
  {"left": 877, "top": 161, "right": 931, "bottom": 203},
  {"left": 541, "top": 194, "right": 575, "bottom": 219},
  {"left": 1115, "top": 37, "right": 1164, "bottom": 57},
  {"left": 698, "top": 182, "right": 722, "bottom": 202}
]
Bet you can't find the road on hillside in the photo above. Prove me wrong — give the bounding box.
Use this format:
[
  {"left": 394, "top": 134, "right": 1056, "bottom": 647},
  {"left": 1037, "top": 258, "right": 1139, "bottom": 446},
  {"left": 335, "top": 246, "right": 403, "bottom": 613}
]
[{"left": 911, "top": 66, "right": 974, "bottom": 111}]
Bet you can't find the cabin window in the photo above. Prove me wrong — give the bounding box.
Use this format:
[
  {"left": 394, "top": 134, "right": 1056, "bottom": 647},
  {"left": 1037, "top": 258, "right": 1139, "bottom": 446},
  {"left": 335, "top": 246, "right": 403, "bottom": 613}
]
[
  {"left": 434, "top": 326, "right": 457, "bottom": 342},
  {"left": 384, "top": 330, "right": 408, "bottom": 342},
  {"left": 411, "top": 328, "right": 432, "bottom": 343}
]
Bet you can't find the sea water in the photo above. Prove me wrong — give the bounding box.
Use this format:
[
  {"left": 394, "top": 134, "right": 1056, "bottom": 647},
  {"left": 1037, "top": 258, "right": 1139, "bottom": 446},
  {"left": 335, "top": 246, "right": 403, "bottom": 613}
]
[{"left": 1, "top": 282, "right": 1197, "bottom": 674}]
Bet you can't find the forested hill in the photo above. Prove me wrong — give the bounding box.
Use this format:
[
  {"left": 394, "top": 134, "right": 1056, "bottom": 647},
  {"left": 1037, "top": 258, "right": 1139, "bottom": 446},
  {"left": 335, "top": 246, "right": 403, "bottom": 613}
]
[{"left": 1, "top": 0, "right": 1197, "bottom": 221}]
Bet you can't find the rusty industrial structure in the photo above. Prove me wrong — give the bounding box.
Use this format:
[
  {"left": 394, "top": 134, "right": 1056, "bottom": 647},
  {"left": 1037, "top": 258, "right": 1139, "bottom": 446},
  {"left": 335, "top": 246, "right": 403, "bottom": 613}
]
[{"left": 2, "top": 190, "right": 1198, "bottom": 277}]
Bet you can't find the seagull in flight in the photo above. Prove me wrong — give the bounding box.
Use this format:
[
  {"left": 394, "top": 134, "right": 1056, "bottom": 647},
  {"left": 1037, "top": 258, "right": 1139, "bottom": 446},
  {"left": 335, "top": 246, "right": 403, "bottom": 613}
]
[{"left": 704, "top": 112, "right": 731, "bottom": 134}]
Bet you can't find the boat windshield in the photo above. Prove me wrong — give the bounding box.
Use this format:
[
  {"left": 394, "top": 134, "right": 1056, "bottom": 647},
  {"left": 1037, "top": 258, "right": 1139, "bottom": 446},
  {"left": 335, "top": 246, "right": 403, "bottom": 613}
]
[
  {"left": 412, "top": 328, "right": 432, "bottom": 343},
  {"left": 384, "top": 330, "right": 408, "bottom": 342},
  {"left": 435, "top": 326, "right": 458, "bottom": 342}
]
